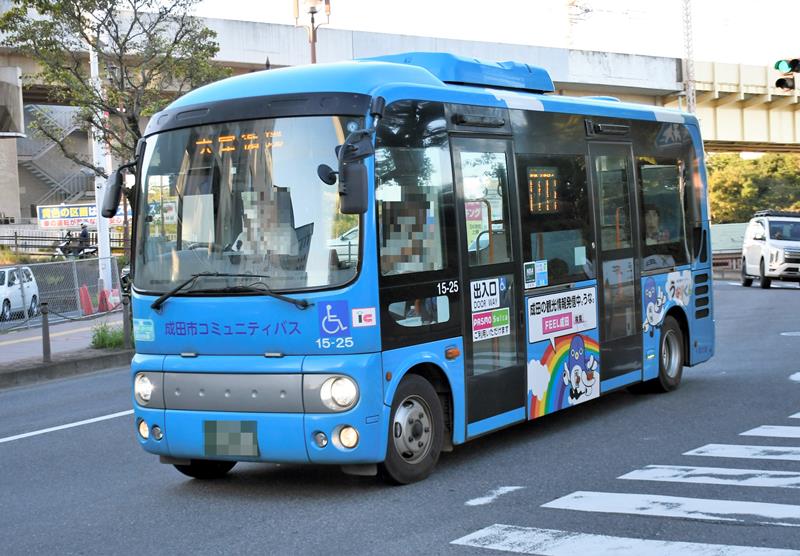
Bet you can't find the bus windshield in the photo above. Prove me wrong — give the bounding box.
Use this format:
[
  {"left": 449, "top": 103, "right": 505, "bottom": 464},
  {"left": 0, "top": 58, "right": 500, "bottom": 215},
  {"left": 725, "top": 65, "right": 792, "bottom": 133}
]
[{"left": 134, "top": 115, "right": 362, "bottom": 294}]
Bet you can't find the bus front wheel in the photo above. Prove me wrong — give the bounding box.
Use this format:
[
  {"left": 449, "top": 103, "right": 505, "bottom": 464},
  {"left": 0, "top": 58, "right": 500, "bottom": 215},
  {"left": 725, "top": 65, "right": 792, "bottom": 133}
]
[
  {"left": 380, "top": 374, "right": 444, "bottom": 485},
  {"left": 173, "top": 459, "right": 237, "bottom": 480}
]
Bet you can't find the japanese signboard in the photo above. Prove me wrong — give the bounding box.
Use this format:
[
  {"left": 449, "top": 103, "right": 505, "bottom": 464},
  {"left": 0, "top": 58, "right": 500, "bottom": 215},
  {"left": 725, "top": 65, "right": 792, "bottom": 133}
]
[
  {"left": 37, "top": 203, "right": 130, "bottom": 229},
  {"left": 527, "top": 286, "right": 597, "bottom": 345}
]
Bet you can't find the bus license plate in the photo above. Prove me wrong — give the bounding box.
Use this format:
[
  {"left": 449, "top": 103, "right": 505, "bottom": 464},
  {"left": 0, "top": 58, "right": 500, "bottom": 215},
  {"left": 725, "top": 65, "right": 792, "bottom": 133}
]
[{"left": 204, "top": 420, "right": 259, "bottom": 457}]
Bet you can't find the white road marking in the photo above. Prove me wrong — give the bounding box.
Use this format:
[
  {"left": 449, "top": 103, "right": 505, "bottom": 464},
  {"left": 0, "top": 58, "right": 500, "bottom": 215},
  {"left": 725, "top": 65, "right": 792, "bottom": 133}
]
[
  {"left": 0, "top": 410, "right": 133, "bottom": 444},
  {"left": 620, "top": 464, "right": 800, "bottom": 489},
  {"left": 790, "top": 372, "right": 800, "bottom": 382},
  {"left": 781, "top": 332, "right": 800, "bottom": 337},
  {"left": 741, "top": 426, "right": 800, "bottom": 439},
  {"left": 541, "top": 491, "right": 800, "bottom": 527},
  {"left": 465, "top": 486, "right": 525, "bottom": 506},
  {"left": 726, "top": 281, "right": 741, "bottom": 286},
  {"left": 790, "top": 413, "right": 800, "bottom": 419},
  {"left": 0, "top": 324, "right": 99, "bottom": 346},
  {"left": 685, "top": 444, "right": 800, "bottom": 462},
  {"left": 451, "top": 524, "right": 800, "bottom": 555}
]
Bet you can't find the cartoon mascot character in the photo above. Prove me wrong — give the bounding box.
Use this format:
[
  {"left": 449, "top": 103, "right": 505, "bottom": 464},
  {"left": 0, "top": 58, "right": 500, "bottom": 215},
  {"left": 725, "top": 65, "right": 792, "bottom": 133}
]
[{"left": 562, "top": 335, "right": 598, "bottom": 405}]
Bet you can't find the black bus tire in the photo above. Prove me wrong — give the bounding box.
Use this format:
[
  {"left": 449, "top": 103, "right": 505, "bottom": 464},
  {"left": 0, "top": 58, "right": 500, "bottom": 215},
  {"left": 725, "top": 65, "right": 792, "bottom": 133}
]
[
  {"left": 174, "top": 459, "right": 237, "bottom": 480},
  {"left": 653, "top": 316, "right": 684, "bottom": 392},
  {"left": 379, "top": 374, "right": 444, "bottom": 485}
]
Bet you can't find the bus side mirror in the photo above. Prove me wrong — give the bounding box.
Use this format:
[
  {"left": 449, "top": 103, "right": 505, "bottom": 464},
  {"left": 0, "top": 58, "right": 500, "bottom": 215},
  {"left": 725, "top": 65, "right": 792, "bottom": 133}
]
[
  {"left": 338, "top": 162, "right": 368, "bottom": 214},
  {"left": 101, "top": 169, "right": 123, "bottom": 218}
]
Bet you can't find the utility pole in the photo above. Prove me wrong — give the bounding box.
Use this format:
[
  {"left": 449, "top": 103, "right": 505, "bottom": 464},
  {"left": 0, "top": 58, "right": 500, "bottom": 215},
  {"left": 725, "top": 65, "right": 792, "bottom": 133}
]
[
  {"left": 88, "top": 20, "right": 113, "bottom": 291},
  {"left": 682, "top": 0, "right": 697, "bottom": 113}
]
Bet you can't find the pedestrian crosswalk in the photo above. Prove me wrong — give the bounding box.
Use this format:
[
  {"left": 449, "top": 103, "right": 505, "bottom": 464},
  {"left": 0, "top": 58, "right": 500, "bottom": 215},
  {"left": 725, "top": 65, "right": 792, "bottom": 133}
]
[
  {"left": 618, "top": 464, "right": 800, "bottom": 489},
  {"left": 741, "top": 425, "right": 800, "bottom": 438},
  {"left": 542, "top": 491, "right": 800, "bottom": 527},
  {"left": 452, "top": 524, "right": 800, "bottom": 555},
  {"left": 685, "top": 443, "right": 800, "bottom": 462},
  {"left": 452, "top": 373, "right": 800, "bottom": 554}
]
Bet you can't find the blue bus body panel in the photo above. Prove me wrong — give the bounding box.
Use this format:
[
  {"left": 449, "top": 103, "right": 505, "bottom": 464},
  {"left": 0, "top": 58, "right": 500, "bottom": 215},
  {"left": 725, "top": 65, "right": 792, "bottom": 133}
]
[
  {"left": 302, "top": 353, "right": 387, "bottom": 463},
  {"left": 134, "top": 353, "right": 390, "bottom": 464},
  {"left": 641, "top": 266, "right": 693, "bottom": 380},
  {"left": 381, "top": 337, "right": 466, "bottom": 445},
  {"left": 365, "top": 52, "right": 555, "bottom": 93}
]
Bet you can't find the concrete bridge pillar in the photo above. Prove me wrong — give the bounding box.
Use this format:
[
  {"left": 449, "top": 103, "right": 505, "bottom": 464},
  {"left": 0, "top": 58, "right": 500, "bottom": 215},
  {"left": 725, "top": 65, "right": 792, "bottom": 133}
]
[{"left": 0, "top": 138, "right": 20, "bottom": 222}]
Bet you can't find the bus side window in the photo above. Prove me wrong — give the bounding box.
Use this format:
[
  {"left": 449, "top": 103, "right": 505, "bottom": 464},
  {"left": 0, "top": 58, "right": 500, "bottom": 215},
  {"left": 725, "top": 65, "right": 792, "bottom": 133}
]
[
  {"left": 516, "top": 154, "right": 595, "bottom": 287},
  {"left": 637, "top": 157, "right": 690, "bottom": 270}
]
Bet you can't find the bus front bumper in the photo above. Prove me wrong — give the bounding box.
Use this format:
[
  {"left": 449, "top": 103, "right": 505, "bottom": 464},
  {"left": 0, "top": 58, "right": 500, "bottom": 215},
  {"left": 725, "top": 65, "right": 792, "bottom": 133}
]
[{"left": 132, "top": 354, "right": 390, "bottom": 465}]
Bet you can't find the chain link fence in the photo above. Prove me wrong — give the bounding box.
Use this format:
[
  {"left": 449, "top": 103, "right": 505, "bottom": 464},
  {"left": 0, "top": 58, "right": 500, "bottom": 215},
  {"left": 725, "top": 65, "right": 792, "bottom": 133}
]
[{"left": 0, "top": 257, "right": 122, "bottom": 333}]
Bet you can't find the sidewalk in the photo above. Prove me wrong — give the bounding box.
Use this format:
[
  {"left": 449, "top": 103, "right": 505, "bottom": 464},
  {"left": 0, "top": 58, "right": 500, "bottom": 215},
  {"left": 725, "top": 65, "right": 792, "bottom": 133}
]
[{"left": 0, "top": 311, "right": 133, "bottom": 388}]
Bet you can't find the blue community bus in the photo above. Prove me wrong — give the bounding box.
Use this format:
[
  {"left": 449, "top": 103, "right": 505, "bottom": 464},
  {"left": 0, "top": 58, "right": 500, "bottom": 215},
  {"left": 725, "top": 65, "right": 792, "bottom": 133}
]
[{"left": 103, "top": 52, "right": 714, "bottom": 484}]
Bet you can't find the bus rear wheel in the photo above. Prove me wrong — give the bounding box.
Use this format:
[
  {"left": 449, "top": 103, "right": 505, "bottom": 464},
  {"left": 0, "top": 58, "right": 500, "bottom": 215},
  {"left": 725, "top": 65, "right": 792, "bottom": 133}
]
[
  {"left": 173, "top": 459, "right": 237, "bottom": 480},
  {"left": 652, "top": 315, "right": 684, "bottom": 392},
  {"left": 380, "top": 374, "right": 444, "bottom": 485}
]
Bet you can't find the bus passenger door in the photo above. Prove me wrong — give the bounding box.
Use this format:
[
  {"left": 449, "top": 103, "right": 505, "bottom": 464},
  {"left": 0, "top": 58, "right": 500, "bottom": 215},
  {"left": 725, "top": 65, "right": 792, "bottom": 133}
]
[
  {"left": 451, "top": 137, "right": 527, "bottom": 437},
  {"left": 589, "top": 143, "right": 643, "bottom": 384}
]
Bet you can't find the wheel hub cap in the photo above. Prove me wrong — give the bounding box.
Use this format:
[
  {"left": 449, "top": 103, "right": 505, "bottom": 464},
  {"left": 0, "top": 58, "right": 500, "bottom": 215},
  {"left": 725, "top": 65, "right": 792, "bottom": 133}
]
[{"left": 392, "top": 395, "right": 433, "bottom": 464}]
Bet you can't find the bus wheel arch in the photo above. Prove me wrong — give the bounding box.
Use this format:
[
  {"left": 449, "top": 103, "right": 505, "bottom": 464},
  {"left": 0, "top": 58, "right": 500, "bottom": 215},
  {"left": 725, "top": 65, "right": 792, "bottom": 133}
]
[
  {"left": 404, "top": 363, "right": 454, "bottom": 451},
  {"left": 652, "top": 311, "right": 686, "bottom": 393},
  {"left": 665, "top": 306, "right": 690, "bottom": 367}
]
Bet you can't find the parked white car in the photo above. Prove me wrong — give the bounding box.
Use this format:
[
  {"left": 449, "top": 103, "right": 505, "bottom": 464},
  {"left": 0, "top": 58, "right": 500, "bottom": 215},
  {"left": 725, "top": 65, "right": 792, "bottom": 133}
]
[
  {"left": 327, "top": 226, "right": 359, "bottom": 266},
  {"left": 741, "top": 210, "right": 800, "bottom": 288},
  {"left": 0, "top": 266, "right": 40, "bottom": 320}
]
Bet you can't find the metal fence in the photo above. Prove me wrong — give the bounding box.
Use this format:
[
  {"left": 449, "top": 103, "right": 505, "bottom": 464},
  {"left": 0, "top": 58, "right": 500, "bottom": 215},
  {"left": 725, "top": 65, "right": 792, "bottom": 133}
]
[
  {"left": 0, "top": 256, "right": 122, "bottom": 333},
  {"left": 0, "top": 230, "right": 128, "bottom": 255}
]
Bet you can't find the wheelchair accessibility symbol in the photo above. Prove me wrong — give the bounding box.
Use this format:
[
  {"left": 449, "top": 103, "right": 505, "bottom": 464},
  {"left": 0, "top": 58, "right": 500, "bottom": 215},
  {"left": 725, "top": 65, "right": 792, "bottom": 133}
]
[{"left": 318, "top": 300, "right": 350, "bottom": 337}]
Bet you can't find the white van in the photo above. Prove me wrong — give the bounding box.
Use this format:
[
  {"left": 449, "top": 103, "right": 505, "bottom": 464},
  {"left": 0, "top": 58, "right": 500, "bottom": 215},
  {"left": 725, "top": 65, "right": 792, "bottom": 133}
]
[
  {"left": 741, "top": 210, "right": 800, "bottom": 288},
  {"left": 0, "top": 266, "right": 40, "bottom": 320}
]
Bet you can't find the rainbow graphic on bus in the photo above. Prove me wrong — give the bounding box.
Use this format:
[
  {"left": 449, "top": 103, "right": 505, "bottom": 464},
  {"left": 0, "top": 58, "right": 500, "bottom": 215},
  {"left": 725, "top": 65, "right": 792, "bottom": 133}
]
[{"left": 527, "top": 333, "right": 600, "bottom": 419}]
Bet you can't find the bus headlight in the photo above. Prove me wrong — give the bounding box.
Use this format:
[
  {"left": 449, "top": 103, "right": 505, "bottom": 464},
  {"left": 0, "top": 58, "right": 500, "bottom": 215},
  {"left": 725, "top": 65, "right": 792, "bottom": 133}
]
[
  {"left": 134, "top": 373, "right": 154, "bottom": 405},
  {"left": 320, "top": 376, "right": 358, "bottom": 410}
]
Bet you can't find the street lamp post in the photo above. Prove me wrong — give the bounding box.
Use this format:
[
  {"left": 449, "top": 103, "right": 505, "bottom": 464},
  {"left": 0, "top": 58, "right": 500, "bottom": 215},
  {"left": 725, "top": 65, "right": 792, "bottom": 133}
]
[{"left": 294, "top": 0, "right": 331, "bottom": 64}]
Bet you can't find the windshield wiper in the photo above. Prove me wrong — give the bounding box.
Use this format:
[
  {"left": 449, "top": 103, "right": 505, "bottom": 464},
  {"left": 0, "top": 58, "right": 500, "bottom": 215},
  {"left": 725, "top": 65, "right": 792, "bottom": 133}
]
[
  {"left": 196, "top": 283, "right": 312, "bottom": 310},
  {"left": 150, "top": 272, "right": 278, "bottom": 311}
]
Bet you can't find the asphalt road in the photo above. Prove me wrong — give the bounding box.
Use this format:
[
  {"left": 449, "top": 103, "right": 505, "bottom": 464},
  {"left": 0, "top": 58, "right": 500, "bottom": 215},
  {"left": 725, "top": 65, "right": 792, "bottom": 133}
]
[{"left": 2, "top": 280, "right": 800, "bottom": 555}]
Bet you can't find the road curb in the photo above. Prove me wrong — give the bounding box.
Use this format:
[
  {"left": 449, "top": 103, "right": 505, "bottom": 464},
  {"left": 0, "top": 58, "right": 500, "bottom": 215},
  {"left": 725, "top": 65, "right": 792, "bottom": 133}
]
[{"left": 0, "top": 349, "right": 133, "bottom": 389}]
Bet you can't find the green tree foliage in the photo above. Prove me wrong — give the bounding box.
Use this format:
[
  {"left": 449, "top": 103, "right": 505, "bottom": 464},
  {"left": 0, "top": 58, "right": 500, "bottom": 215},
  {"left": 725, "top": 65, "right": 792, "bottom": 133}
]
[
  {"left": 0, "top": 0, "right": 230, "bottom": 176},
  {"left": 708, "top": 153, "right": 800, "bottom": 223}
]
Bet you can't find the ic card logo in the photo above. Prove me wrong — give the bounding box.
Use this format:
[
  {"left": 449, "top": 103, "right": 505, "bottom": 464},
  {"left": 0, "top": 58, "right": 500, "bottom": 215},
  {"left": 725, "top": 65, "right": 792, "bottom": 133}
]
[{"left": 351, "top": 307, "right": 376, "bottom": 328}]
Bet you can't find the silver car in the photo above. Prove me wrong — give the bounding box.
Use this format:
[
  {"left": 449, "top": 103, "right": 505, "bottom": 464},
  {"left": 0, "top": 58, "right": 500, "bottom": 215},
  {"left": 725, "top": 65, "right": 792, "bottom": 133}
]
[{"left": 0, "top": 266, "right": 40, "bottom": 320}]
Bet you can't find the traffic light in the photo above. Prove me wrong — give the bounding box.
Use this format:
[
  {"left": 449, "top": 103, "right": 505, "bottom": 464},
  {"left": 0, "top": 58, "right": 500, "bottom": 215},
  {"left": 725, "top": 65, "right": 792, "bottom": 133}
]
[{"left": 774, "top": 59, "right": 800, "bottom": 91}]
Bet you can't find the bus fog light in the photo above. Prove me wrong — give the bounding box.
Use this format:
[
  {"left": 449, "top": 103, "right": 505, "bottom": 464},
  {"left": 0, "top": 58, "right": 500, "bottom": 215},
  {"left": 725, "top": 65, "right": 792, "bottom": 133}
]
[
  {"left": 137, "top": 419, "right": 150, "bottom": 440},
  {"left": 320, "top": 376, "right": 359, "bottom": 410},
  {"left": 339, "top": 426, "right": 359, "bottom": 449},
  {"left": 314, "top": 431, "right": 328, "bottom": 448},
  {"left": 151, "top": 425, "right": 163, "bottom": 441},
  {"left": 134, "top": 373, "right": 154, "bottom": 404}
]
